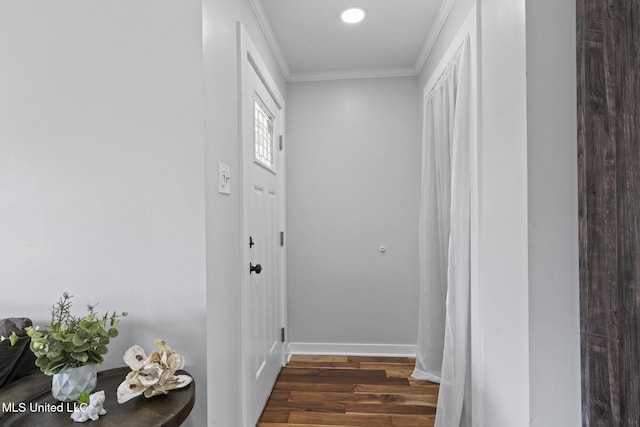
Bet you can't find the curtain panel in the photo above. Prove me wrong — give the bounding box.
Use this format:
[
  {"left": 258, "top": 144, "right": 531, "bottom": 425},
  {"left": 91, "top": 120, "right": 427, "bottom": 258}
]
[{"left": 413, "top": 37, "right": 472, "bottom": 427}]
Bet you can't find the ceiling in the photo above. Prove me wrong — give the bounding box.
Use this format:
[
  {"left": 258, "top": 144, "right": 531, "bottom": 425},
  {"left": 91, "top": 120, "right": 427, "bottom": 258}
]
[{"left": 250, "top": 0, "right": 454, "bottom": 82}]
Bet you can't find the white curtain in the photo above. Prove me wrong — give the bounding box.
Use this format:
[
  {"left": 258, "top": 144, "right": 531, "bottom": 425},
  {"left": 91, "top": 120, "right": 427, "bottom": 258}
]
[{"left": 412, "top": 37, "right": 472, "bottom": 427}]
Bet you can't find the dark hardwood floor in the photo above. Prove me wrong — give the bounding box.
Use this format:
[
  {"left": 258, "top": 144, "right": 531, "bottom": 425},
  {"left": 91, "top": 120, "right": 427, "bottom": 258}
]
[{"left": 257, "top": 355, "right": 438, "bottom": 426}]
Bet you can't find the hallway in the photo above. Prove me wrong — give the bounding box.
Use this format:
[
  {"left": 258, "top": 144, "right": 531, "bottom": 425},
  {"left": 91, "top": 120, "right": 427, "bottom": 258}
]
[{"left": 258, "top": 355, "right": 438, "bottom": 426}]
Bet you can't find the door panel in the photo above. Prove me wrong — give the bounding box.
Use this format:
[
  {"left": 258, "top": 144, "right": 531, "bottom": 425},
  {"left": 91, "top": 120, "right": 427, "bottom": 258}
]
[{"left": 241, "top": 39, "right": 285, "bottom": 425}]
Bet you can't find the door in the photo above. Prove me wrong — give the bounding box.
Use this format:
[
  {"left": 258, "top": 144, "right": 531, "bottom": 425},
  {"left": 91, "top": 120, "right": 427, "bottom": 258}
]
[{"left": 239, "top": 24, "right": 286, "bottom": 426}]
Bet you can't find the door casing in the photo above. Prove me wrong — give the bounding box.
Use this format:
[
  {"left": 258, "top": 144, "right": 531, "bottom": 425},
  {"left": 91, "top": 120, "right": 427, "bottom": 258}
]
[{"left": 237, "top": 22, "right": 288, "bottom": 427}]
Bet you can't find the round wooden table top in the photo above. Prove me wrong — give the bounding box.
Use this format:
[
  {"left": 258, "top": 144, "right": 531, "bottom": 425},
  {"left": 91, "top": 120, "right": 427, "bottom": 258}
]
[{"left": 2, "top": 367, "right": 195, "bottom": 427}]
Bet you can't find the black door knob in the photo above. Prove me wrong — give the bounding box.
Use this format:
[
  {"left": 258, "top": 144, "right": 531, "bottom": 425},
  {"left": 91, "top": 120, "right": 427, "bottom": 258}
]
[{"left": 250, "top": 263, "right": 262, "bottom": 275}]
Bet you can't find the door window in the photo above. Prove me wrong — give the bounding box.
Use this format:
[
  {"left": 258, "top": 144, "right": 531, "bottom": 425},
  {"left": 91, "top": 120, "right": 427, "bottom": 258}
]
[{"left": 254, "top": 95, "right": 274, "bottom": 170}]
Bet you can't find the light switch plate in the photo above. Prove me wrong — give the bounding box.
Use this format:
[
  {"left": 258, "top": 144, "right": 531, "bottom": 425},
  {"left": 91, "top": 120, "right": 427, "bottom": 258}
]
[{"left": 218, "top": 162, "right": 231, "bottom": 194}]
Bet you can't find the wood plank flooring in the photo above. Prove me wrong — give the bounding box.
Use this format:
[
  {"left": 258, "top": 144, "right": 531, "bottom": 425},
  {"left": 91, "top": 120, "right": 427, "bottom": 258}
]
[{"left": 257, "top": 355, "right": 438, "bottom": 427}]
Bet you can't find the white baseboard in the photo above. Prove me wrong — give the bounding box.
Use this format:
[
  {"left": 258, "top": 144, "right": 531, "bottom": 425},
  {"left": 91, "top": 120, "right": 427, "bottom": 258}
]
[{"left": 286, "top": 342, "right": 417, "bottom": 358}]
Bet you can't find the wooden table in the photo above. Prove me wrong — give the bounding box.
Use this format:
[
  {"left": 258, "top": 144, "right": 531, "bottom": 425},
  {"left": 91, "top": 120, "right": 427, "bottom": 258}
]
[{"left": 1, "top": 367, "right": 195, "bottom": 427}]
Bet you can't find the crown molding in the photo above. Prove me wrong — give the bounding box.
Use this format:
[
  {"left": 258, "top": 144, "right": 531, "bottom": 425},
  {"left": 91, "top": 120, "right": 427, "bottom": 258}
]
[
  {"left": 248, "top": 0, "right": 291, "bottom": 80},
  {"left": 250, "top": 0, "right": 457, "bottom": 82},
  {"left": 414, "top": 0, "right": 457, "bottom": 74}
]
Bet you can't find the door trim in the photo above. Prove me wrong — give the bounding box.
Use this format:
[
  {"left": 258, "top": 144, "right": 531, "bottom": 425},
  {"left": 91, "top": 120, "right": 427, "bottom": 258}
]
[{"left": 237, "top": 22, "right": 287, "bottom": 427}]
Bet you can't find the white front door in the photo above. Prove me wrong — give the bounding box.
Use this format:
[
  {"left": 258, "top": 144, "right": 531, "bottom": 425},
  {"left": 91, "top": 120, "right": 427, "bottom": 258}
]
[{"left": 239, "top": 24, "right": 286, "bottom": 427}]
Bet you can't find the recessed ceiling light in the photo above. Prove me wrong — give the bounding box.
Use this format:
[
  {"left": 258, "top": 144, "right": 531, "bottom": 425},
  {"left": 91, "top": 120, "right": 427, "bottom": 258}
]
[{"left": 341, "top": 7, "right": 367, "bottom": 24}]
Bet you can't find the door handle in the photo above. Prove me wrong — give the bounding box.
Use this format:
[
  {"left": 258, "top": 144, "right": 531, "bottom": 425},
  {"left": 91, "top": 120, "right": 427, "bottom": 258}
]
[{"left": 250, "top": 263, "right": 262, "bottom": 275}]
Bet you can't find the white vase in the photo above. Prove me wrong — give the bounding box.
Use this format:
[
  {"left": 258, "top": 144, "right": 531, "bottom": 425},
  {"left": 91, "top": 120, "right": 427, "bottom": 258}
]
[{"left": 51, "top": 364, "right": 97, "bottom": 402}]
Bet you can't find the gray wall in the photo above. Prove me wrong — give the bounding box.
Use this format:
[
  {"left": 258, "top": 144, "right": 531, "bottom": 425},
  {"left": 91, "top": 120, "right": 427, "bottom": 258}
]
[
  {"left": 526, "top": 0, "right": 581, "bottom": 425},
  {"left": 0, "top": 1, "right": 207, "bottom": 425},
  {"left": 202, "top": 0, "right": 286, "bottom": 425},
  {"left": 0, "top": 0, "right": 582, "bottom": 425},
  {"left": 417, "top": 0, "right": 581, "bottom": 424},
  {"left": 477, "top": 1, "right": 531, "bottom": 422},
  {"left": 0, "top": 0, "right": 287, "bottom": 424},
  {"left": 286, "top": 77, "right": 421, "bottom": 347}
]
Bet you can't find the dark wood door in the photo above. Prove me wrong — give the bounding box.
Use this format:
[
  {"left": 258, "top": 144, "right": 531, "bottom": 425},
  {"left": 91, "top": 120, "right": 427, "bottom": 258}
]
[{"left": 577, "top": 1, "right": 640, "bottom": 425}]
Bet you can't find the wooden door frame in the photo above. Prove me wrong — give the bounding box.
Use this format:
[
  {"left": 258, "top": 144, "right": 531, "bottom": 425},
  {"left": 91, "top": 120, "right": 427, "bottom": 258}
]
[
  {"left": 237, "top": 22, "right": 288, "bottom": 427},
  {"left": 577, "top": 1, "right": 640, "bottom": 424}
]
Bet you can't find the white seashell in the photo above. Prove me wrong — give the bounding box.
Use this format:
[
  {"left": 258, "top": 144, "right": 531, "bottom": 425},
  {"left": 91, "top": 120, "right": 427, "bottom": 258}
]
[
  {"left": 146, "top": 350, "right": 162, "bottom": 365},
  {"left": 159, "top": 367, "right": 173, "bottom": 385},
  {"left": 116, "top": 379, "right": 146, "bottom": 404},
  {"left": 165, "top": 374, "right": 193, "bottom": 390},
  {"left": 153, "top": 340, "right": 171, "bottom": 352},
  {"left": 167, "top": 352, "right": 185, "bottom": 372},
  {"left": 137, "top": 364, "right": 163, "bottom": 387},
  {"left": 122, "top": 345, "right": 147, "bottom": 371},
  {"left": 117, "top": 340, "right": 192, "bottom": 404},
  {"left": 144, "top": 386, "right": 169, "bottom": 398}
]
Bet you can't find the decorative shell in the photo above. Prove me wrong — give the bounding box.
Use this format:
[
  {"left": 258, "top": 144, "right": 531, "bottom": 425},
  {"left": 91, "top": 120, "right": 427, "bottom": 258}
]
[{"left": 117, "top": 340, "right": 193, "bottom": 404}]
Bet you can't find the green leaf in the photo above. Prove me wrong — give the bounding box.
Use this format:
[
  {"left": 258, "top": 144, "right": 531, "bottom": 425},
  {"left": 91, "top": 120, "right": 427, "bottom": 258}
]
[
  {"left": 98, "top": 336, "right": 110, "bottom": 345},
  {"left": 45, "top": 360, "right": 67, "bottom": 375},
  {"left": 27, "top": 293, "right": 125, "bottom": 375},
  {"left": 9, "top": 333, "right": 18, "bottom": 346},
  {"left": 47, "top": 350, "right": 62, "bottom": 359},
  {"left": 71, "top": 352, "right": 89, "bottom": 363},
  {"left": 74, "top": 343, "right": 90, "bottom": 352},
  {"left": 35, "top": 356, "right": 50, "bottom": 368},
  {"left": 49, "top": 341, "right": 63, "bottom": 352},
  {"left": 72, "top": 334, "right": 85, "bottom": 346},
  {"left": 30, "top": 339, "right": 47, "bottom": 355},
  {"left": 76, "top": 391, "right": 91, "bottom": 406}
]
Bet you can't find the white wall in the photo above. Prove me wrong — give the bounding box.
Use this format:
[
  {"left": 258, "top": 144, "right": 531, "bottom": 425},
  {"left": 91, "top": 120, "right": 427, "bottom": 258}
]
[
  {"left": 202, "top": 0, "right": 286, "bottom": 425},
  {"left": 417, "top": 0, "right": 581, "bottom": 425},
  {"left": 526, "top": 0, "right": 581, "bottom": 425},
  {"left": 286, "top": 77, "right": 421, "bottom": 350},
  {"left": 476, "top": 2, "right": 531, "bottom": 424},
  {"left": 475, "top": 1, "right": 581, "bottom": 425},
  {"left": 0, "top": 1, "right": 207, "bottom": 425}
]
